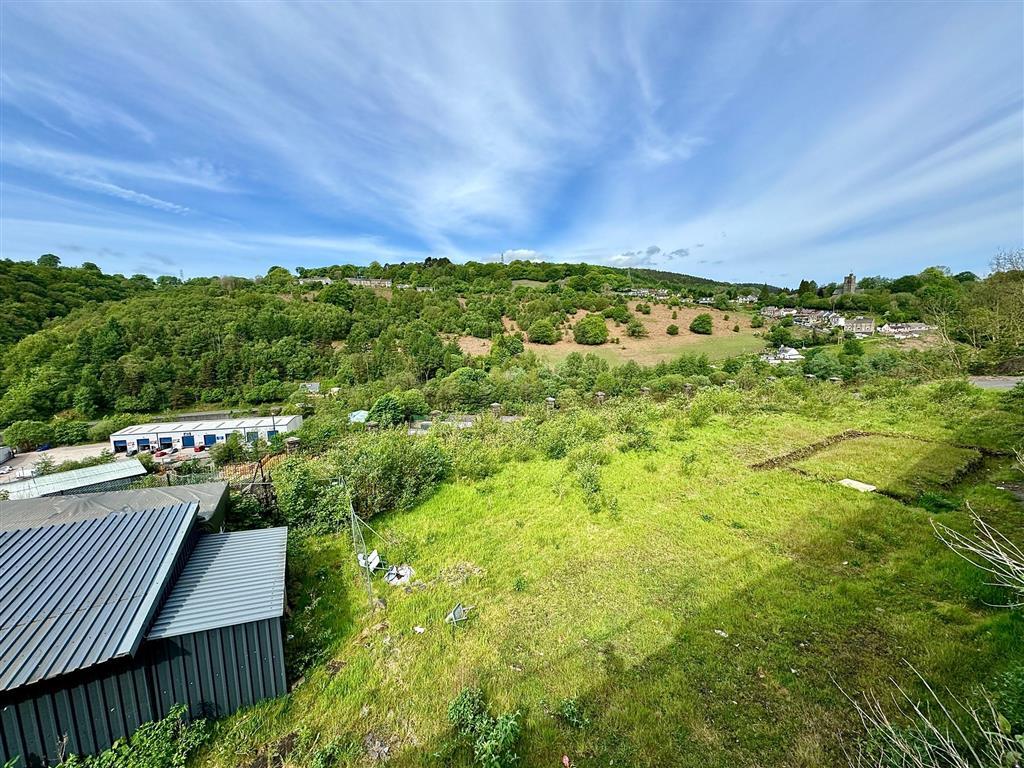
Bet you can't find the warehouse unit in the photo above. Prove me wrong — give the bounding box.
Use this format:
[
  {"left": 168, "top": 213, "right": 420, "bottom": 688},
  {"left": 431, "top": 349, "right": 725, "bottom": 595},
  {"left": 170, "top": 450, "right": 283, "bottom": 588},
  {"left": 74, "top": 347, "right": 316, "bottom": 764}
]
[
  {"left": 0, "top": 504, "right": 288, "bottom": 767},
  {"left": 0, "top": 481, "right": 230, "bottom": 532},
  {"left": 0, "top": 459, "right": 147, "bottom": 500},
  {"left": 108, "top": 415, "right": 303, "bottom": 453}
]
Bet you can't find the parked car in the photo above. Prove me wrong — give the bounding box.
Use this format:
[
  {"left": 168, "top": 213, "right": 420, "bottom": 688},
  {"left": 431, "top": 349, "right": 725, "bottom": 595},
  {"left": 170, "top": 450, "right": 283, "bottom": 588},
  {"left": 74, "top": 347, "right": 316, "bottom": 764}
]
[
  {"left": 168, "top": 447, "right": 179, "bottom": 455},
  {"left": 36, "top": 443, "right": 51, "bottom": 451},
  {"left": 194, "top": 444, "right": 206, "bottom": 452},
  {"left": 126, "top": 449, "right": 138, "bottom": 457},
  {"left": 0, "top": 465, "right": 12, "bottom": 475},
  {"left": 154, "top": 450, "right": 168, "bottom": 458}
]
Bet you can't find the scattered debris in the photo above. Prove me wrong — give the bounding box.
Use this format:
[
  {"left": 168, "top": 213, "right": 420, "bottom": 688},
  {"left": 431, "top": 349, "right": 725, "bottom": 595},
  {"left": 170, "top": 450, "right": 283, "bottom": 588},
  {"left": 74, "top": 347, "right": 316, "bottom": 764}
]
[
  {"left": 446, "top": 603, "right": 474, "bottom": 627},
  {"left": 384, "top": 564, "right": 415, "bottom": 586},
  {"left": 358, "top": 549, "right": 383, "bottom": 572},
  {"left": 439, "top": 561, "right": 485, "bottom": 585},
  {"left": 839, "top": 478, "right": 877, "bottom": 493},
  {"left": 325, "top": 658, "right": 347, "bottom": 676},
  {"left": 413, "top": 625, "right": 425, "bottom": 634},
  {"left": 714, "top": 629, "right": 729, "bottom": 638},
  {"left": 363, "top": 731, "right": 392, "bottom": 761}
]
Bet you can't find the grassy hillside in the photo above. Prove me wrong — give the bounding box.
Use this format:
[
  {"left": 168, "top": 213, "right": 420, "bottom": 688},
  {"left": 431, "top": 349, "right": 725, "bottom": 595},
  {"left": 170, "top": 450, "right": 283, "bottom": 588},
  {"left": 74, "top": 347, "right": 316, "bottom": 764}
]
[{"left": 196, "top": 381, "right": 1024, "bottom": 767}]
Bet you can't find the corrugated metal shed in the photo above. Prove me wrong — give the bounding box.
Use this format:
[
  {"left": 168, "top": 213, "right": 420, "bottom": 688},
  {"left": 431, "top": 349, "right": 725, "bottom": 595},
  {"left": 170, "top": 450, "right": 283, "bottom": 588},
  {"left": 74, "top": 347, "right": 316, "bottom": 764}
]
[
  {"left": 148, "top": 527, "right": 288, "bottom": 640},
  {"left": 0, "top": 482, "right": 229, "bottom": 531},
  {"left": 110, "top": 416, "right": 301, "bottom": 437},
  {"left": 0, "top": 459, "right": 147, "bottom": 500},
  {"left": 0, "top": 504, "right": 197, "bottom": 693}
]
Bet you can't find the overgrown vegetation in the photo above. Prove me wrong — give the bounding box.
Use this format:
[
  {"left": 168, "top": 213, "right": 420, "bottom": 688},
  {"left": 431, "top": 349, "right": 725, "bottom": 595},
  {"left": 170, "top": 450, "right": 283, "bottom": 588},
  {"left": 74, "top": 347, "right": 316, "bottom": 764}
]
[
  {"left": 58, "top": 706, "right": 207, "bottom": 768},
  {"left": 190, "top": 374, "right": 1024, "bottom": 767}
]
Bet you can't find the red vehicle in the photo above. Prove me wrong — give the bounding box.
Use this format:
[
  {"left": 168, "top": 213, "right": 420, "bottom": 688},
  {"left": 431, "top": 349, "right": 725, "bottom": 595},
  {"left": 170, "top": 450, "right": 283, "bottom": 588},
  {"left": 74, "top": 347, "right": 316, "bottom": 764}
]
[
  {"left": 154, "top": 450, "right": 168, "bottom": 458},
  {"left": 194, "top": 445, "right": 205, "bottom": 452}
]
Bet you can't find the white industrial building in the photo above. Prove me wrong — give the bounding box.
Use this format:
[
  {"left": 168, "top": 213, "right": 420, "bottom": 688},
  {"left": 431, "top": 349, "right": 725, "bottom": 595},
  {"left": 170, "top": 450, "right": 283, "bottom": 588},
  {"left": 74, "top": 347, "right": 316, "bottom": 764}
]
[{"left": 108, "top": 415, "right": 303, "bottom": 453}]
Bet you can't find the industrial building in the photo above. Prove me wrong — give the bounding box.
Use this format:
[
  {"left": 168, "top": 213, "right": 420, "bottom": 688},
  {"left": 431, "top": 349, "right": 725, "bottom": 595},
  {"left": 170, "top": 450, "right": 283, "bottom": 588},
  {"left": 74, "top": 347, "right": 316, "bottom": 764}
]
[
  {"left": 0, "top": 482, "right": 230, "bottom": 532},
  {"left": 0, "top": 459, "right": 148, "bottom": 501},
  {"left": 108, "top": 415, "right": 303, "bottom": 453},
  {"left": 0, "top": 500, "right": 288, "bottom": 767}
]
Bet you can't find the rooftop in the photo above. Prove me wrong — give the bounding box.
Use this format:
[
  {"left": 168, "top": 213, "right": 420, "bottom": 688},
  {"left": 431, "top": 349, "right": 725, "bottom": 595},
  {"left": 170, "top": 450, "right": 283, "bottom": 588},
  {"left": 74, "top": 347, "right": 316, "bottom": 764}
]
[
  {"left": 0, "top": 482, "right": 228, "bottom": 531},
  {"left": 0, "top": 503, "right": 198, "bottom": 692},
  {"left": 110, "top": 416, "right": 300, "bottom": 436},
  {"left": 147, "top": 526, "right": 288, "bottom": 640},
  {"left": 0, "top": 458, "right": 147, "bottom": 500}
]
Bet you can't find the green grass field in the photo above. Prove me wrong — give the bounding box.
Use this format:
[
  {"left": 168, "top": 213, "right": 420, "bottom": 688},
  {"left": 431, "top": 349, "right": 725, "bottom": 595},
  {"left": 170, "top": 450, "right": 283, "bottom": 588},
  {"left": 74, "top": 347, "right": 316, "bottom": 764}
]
[
  {"left": 197, "top": 383, "right": 1024, "bottom": 767},
  {"left": 792, "top": 434, "right": 982, "bottom": 499}
]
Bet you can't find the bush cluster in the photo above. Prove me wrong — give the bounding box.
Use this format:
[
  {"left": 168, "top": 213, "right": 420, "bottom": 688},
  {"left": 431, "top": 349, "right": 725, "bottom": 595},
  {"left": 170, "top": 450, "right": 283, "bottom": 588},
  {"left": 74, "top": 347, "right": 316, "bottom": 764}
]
[
  {"left": 448, "top": 687, "right": 521, "bottom": 768},
  {"left": 60, "top": 705, "right": 207, "bottom": 768}
]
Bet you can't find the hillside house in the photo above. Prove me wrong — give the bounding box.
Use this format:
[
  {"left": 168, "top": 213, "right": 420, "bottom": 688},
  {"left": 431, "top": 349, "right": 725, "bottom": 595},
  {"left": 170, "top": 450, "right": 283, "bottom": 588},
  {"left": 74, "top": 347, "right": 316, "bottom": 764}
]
[{"left": 847, "top": 316, "right": 875, "bottom": 335}]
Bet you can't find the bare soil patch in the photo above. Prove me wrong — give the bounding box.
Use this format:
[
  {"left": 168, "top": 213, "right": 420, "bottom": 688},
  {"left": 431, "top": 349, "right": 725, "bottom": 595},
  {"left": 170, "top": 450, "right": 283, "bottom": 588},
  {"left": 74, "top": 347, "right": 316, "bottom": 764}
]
[{"left": 457, "top": 303, "right": 763, "bottom": 364}]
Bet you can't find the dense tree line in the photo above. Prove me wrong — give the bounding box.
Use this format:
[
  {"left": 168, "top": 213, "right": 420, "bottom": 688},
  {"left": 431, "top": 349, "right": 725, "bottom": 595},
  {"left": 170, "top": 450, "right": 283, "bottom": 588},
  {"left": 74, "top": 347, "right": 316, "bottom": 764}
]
[
  {"left": 1, "top": 254, "right": 1019, "bottom": 432},
  {"left": 0, "top": 255, "right": 154, "bottom": 348}
]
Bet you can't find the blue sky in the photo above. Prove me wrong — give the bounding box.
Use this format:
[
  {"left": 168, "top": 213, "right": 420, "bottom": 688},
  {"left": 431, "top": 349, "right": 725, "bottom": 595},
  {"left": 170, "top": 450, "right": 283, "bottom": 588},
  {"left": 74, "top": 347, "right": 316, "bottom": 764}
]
[{"left": 1, "top": 1, "right": 1021, "bottom": 284}]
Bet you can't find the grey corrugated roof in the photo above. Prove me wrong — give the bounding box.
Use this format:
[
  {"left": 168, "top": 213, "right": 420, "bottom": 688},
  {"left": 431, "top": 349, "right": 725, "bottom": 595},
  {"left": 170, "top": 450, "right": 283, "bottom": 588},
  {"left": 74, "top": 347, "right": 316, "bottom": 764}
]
[
  {"left": 148, "top": 527, "right": 287, "bottom": 640},
  {"left": 0, "top": 482, "right": 228, "bottom": 531},
  {"left": 0, "top": 458, "right": 147, "bottom": 500},
  {"left": 0, "top": 503, "right": 197, "bottom": 692}
]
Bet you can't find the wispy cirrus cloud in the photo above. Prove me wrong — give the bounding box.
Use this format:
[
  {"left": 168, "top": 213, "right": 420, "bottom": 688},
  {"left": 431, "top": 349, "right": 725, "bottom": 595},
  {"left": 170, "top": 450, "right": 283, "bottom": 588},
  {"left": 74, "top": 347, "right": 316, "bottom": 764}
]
[{"left": 0, "top": 1, "right": 1020, "bottom": 281}]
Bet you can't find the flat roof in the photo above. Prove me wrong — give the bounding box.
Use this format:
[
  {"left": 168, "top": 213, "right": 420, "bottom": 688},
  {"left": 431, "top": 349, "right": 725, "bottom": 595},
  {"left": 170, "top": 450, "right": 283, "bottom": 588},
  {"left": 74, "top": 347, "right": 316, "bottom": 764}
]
[
  {"left": 110, "top": 415, "right": 301, "bottom": 437},
  {"left": 0, "top": 504, "right": 197, "bottom": 692},
  {"left": 0, "top": 458, "right": 147, "bottom": 500},
  {"left": 148, "top": 527, "right": 288, "bottom": 640},
  {"left": 0, "top": 482, "right": 228, "bottom": 531}
]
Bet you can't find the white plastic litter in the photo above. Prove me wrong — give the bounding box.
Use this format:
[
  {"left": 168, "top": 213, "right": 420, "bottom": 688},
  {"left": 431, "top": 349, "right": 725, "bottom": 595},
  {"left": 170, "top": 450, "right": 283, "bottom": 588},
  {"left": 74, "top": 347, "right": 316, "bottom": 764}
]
[
  {"left": 358, "top": 549, "right": 382, "bottom": 571},
  {"left": 384, "top": 564, "right": 415, "bottom": 586},
  {"left": 839, "top": 478, "right": 876, "bottom": 492}
]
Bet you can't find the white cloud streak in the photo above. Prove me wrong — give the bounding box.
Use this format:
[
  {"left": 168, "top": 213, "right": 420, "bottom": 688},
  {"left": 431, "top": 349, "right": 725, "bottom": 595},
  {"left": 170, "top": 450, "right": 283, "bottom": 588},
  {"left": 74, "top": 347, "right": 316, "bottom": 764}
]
[{"left": 0, "top": 1, "right": 1020, "bottom": 280}]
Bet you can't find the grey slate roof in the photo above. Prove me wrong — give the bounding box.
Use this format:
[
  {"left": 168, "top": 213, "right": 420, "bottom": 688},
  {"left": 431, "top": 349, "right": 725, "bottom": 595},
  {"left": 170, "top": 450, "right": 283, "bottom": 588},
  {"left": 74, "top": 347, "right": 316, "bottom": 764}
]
[
  {"left": 148, "top": 526, "right": 288, "bottom": 640},
  {"left": 0, "top": 503, "right": 197, "bottom": 692},
  {"left": 0, "top": 458, "right": 147, "bottom": 500},
  {"left": 0, "top": 482, "right": 229, "bottom": 531}
]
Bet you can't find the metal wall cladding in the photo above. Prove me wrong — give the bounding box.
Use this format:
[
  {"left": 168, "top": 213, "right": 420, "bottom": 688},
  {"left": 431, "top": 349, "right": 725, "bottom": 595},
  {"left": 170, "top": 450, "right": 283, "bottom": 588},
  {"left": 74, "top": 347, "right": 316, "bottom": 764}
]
[
  {"left": 0, "top": 504, "right": 198, "bottom": 693},
  {"left": 0, "top": 619, "right": 287, "bottom": 768}
]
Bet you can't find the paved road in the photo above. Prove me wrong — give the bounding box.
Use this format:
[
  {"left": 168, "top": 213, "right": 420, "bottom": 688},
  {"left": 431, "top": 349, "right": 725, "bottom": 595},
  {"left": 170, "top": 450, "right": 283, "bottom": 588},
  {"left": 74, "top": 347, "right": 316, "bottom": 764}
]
[
  {"left": 969, "top": 376, "right": 1023, "bottom": 391},
  {"left": 0, "top": 443, "right": 119, "bottom": 484}
]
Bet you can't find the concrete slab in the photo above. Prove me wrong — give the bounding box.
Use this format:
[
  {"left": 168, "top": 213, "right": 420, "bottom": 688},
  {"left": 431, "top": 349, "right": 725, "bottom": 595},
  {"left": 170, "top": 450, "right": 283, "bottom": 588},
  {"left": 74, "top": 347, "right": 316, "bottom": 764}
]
[
  {"left": 839, "top": 478, "right": 877, "bottom": 493},
  {"left": 969, "top": 376, "right": 1023, "bottom": 391}
]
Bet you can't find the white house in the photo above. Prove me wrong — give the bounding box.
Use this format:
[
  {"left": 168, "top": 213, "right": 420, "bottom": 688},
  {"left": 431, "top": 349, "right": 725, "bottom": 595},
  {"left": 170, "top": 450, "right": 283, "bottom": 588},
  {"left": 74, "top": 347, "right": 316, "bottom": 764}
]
[
  {"left": 761, "top": 345, "right": 805, "bottom": 365},
  {"left": 108, "top": 415, "right": 303, "bottom": 453}
]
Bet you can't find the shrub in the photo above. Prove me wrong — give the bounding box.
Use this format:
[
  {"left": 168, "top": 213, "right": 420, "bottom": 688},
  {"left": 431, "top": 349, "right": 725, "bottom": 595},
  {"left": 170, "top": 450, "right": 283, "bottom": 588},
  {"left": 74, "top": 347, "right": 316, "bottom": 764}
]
[
  {"left": 1, "top": 420, "right": 53, "bottom": 451},
  {"left": 527, "top": 319, "right": 559, "bottom": 345},
  {"left": 339, "top": 432, "right": 451, "bottom": 518},
  {"left": 53, "top": 420, "right": 90, "bottom": 445},
  {"left": 449, "top": 687, "right": 521, "bottom": 768},
  {"left": 625, "top": 318, "right": 648, "bottom": 338},
  {"left": 732, "top": 324, "right": 740, "bottom": 333},
  {"left": 210, "top": 432, "right": 251, "bottom": 467},
  {"left": 60, "top": 705, "right": 208, "bottom": 768},
  {"left": 688, "top": 399, "right": 713, "bottom": 427},
  {"left": 666, "top": 324, "right": 679, "bottom": 336},
  {"left": 574, "top": 314, "right": 609, "bottom": 345},
  {"left": 671, "top": 310, "right": 678, "bottom": 320},
  {"left": 637, "top": 302, "right": 652, "bottom": 315},
  {"left": 751, "top": 315, "right": 765, "bottom": 328},
  {"left": 689, "top": 313, "right": 713, "bottom": 335},
  {"left": 554, "top": 698, "right": 590, "bottom": 729},
  {"left": 369, "top": 392, "right": 406, "bottom": 427}
]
